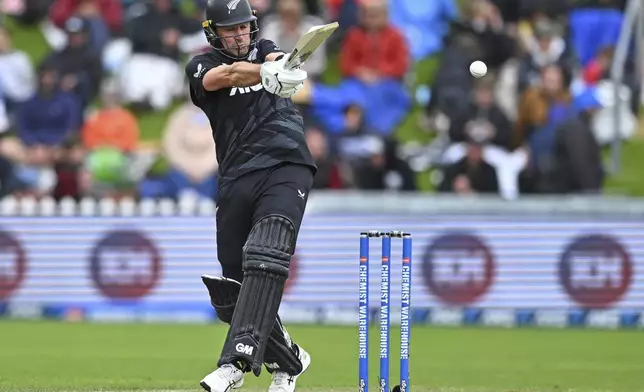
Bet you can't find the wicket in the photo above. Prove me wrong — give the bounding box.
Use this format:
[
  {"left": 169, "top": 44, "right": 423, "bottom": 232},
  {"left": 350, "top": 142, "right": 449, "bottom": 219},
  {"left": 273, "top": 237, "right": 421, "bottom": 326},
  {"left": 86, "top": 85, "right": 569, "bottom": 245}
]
[{"left": 359, "top": 230, "right": 412, "bottom": 392}]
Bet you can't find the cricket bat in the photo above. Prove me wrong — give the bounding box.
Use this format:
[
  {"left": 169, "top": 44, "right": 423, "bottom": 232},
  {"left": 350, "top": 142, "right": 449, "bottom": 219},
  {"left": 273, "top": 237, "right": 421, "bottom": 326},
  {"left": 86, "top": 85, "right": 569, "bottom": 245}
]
[{"left": 284, "top": 22, "right": 339, "bottom": 71}]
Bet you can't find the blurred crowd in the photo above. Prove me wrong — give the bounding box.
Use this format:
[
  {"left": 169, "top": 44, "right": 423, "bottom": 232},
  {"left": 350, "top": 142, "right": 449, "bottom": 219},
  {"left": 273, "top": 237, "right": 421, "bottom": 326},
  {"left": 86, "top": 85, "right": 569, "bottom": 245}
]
[{"left": 0, "top": 0, "right": 639, "bottom": 202}]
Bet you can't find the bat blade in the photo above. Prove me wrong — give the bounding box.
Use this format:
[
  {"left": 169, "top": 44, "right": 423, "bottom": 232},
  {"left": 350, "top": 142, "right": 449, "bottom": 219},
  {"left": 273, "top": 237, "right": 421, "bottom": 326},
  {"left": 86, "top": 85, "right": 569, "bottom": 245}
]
[{"left": 284, "top": 22, "right": 339, "bottom": 70}]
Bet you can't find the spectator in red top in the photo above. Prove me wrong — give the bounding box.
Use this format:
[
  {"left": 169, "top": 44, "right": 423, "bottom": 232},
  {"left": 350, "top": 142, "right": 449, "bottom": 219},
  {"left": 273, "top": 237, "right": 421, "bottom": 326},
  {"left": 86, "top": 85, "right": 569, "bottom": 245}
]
[
  {"left": 340, "top": 0, "right": 409, "bottom": 84},
  {"left": 307, "top": 0, "right": 411, "bottom": 136},
  {"left": 47, "top": 0, "right": 123, "bottom": 55},
  {"left": 49, "top": 0, "right": 123, "bottom": 34}
]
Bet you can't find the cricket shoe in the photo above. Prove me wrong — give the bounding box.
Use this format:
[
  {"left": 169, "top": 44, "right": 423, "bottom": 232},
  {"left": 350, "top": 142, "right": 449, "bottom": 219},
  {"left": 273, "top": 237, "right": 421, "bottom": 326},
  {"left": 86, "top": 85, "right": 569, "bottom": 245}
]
[
  {"left": 200, "top": 363, "right": 244, "bottom": 392},
  {"left": 267, "top": 345, "right": 311, "bottom": 392}
]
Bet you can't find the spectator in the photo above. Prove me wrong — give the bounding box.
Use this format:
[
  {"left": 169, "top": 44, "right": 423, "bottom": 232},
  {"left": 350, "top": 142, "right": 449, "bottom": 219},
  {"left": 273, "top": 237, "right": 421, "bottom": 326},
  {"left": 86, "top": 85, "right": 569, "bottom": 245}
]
[
  {"left": 16, "top": 65, "right": 81, "bottom": 151},
  {"left": 349, "top": 137, "right": 416, "bottom": 191},
  {"left": 517, "top": 64, "right": 574, "bottom": 192},
  {"left": 118, "top": 0, "right": 199, "bottom": 112},
  {"left": 47, "top": 0, "right": 121, "bottom": 53},
  {"left": 426, "top": 32, "right": 481, "bottom": 121},
  {"left": 40, "top": 17, "right": 104, "bottom": 112},
  {"left": 458, "top": 0, "right": 515, "bottom": 71},
  {"left": 448, "top": 77, "right": 512, "bottom": 149},
  {"left": 551, "top": 88, "right": 605, "bottom": 193},
  {"left": 515, "top": 64, "right": 571, "bottom": 148},
  {"left": 517, "top": 18, "right": 575, "bottom": 93},
  {"left": 49, "top": 0, "right": 123, "bottom": 35},
  {"left": 438, "top": 131, "right": 499, "bottom": 194},
  {"left": 334, "top": 103, "right": 386, "bottom": 186},
  {"left": 305, "top": 126, "right": 343, "bottom": 189},
  {"left": 340, "top": 0, "right": 408, "bottom": 85},
  {"left": 309, "top": 0, "right": 411, "bottom": 135},
  {"left": 260, "top": 0, "right": 327, "bottom": 80},
  {"left": 0, "top": 25, "right": 36, "bottom": 115},
  {"left": 81, "top": 80, "right": 139, "bottom": 152},
  {"left": 138, "top": 102, "right": 218, "bottom": 201}
]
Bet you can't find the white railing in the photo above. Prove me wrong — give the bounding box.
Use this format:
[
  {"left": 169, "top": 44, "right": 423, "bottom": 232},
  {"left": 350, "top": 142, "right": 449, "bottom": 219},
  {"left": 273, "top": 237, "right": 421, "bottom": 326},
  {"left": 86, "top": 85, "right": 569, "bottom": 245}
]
[
  {"left": 2, "top": 192, "right": 644, "bottom": 216},
  {"left": 0, "top": 196, "right": 217, "bottom": 217}
]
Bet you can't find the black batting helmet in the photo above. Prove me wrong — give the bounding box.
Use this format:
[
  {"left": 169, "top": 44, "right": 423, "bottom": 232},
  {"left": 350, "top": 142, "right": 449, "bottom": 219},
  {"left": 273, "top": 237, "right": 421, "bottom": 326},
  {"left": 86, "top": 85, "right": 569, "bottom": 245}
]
[{"left": 202, "top": 0, "right": 259, "bottom": 60}]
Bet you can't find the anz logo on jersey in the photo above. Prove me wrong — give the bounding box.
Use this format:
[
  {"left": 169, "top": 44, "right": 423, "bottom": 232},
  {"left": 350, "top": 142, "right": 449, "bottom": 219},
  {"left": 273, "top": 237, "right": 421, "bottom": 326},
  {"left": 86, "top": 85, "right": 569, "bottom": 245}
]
[{"left": 230, "top": 83, "right": 263, "bottom": 96}]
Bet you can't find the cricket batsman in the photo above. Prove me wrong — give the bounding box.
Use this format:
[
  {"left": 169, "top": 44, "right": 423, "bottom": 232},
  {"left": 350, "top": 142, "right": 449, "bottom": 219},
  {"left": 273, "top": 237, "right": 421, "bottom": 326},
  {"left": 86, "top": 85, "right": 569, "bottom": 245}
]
[{"left": 185, "top": 0, "right": 316, "bottom": 390}]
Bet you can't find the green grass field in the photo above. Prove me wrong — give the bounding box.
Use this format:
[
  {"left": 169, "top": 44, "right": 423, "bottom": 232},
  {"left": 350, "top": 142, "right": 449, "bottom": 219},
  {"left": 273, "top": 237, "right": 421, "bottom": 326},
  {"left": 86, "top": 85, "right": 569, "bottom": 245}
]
[{"left": 0, "top": 321, "right": 642, "bottom": 392}]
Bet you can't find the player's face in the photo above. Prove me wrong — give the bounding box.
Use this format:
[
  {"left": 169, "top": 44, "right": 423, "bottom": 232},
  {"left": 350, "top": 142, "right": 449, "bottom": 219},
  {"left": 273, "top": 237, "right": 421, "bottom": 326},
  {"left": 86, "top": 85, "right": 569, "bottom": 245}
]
[{"left": 217, "top": 23, "right": 252, "bottom": 57}]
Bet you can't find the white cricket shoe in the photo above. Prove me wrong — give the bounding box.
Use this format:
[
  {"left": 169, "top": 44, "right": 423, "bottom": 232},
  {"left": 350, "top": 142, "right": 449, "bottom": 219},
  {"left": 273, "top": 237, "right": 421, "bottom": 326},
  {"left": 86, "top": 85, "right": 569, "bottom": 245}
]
[
  {"left": 267, "top": 345, "right": 311, "bottom": 392},
  {"left": 200, "top": 364, "right": 245, "bottom": 392}
]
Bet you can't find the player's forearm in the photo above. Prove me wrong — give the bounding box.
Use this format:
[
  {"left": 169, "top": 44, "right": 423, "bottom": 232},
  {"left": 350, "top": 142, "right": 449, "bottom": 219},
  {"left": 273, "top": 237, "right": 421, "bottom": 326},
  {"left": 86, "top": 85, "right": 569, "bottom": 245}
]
[
  {"left": 202, "top": 62, "right": 261, "bottom": 91},
  {"left": 229, "top": 62, "right": 261, "bottom": 87}
]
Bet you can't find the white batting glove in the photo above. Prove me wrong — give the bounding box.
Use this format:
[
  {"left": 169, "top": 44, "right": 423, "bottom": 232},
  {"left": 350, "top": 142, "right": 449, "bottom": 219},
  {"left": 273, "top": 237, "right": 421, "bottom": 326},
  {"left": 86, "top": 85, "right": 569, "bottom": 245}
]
[{"left": 261, "top": 55, "right": 307, "bottom": 98}]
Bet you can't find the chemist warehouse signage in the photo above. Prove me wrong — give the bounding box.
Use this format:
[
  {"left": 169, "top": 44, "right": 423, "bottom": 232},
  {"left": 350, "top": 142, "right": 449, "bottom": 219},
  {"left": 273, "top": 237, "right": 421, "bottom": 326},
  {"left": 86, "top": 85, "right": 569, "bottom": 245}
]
[{"left": 0, "top": 216, "right": 642, "bottom": 323}]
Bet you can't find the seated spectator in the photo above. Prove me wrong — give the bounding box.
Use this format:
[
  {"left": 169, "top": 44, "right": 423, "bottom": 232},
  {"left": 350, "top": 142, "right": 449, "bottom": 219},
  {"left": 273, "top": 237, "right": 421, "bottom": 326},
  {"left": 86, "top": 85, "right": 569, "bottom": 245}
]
[
  {"left": 40, "top": 17, "right": 103, "bottom": 113},
  {"left": 16, "top": 65, "right": 81, "bottom": 152},
  {"left": 517, "top": 64, "right": 574, "bottom": 192},
  {"left": 81, "top": 80, "right": 139, "bottom": 152},
  {"left": 305, "top": 126, "right": 344, "bottom": 189},
  {"left": 118, "top": 0, "right": 199, "bottom": 112},
  {"left": 457, "top": 0, "right": 515, "bottom": 72},
  {"left": 260, "top": 0, "right": 327, "bottom": 80},
  {"left": 517, "top": 18, "right": 575, "bottom": 94},
  {"left": 335, "top": 103, "right": 386, "bottom": 171},
  {"left": 438, "top": 131, "right": 499, "bottom": 195},
  {"left": 515, "top": 64, "right": 571, "bottom": 148},
  {"left": 340, "top": 0, "right": 408, "bottom": 86},
  {"left": 448, "top": 77, "right": 512, "bottom": 149},
  {"left": 426, "top": 32, "right": 480, "bottom": 121},
  {"left": 311, "top": 0, "right": 411, "bottom": 135},
  {"left": 12, "top": 64, "right": 80, "bottom": 198},
  {"left": 343, "top": 138, "right": 417, "bottom": 191},
  {"left": 139, "top": 102, "right": 218, "bottom": 200},
  {"left": 551, "top": 88, "right": 605, "bottom": 193},
  {"left": 0, "top": 25, "right": 36, "bottom": 115},
  {"left": 47, "top": 0, "right": 121, "bottom": 53},
  {"left": 338, "top": 113, "right": 416, "bottom": 191}
]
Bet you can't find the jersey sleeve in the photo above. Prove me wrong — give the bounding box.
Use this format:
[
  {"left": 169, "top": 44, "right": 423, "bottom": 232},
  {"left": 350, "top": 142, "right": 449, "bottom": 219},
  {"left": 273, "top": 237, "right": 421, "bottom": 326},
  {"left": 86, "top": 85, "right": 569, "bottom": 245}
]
[
  {"left": 257, "top": 39, "right": 284, "bottom": 62},
  {"left": 185, "top": 55, "right": 221, "bottom": 100}
]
